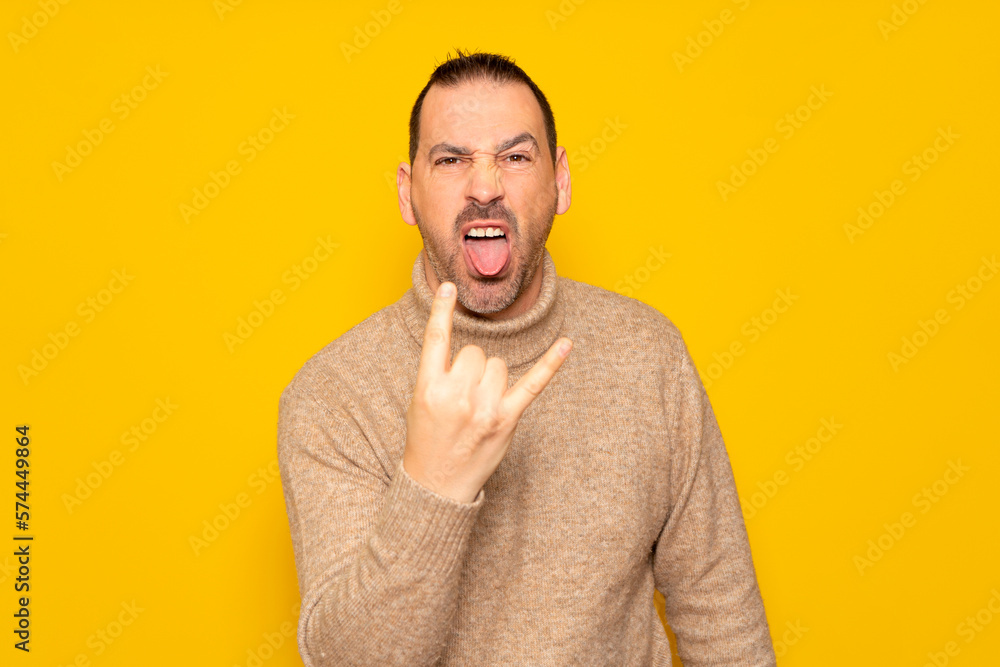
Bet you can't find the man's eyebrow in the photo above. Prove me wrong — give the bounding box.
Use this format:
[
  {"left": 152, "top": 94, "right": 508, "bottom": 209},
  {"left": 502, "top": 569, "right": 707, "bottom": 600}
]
[
  {"left": 428, "top": 142, "right": 470, "bottom": 158},
  {"left": 427, "top": 133, "right": 540, "bottom": 159},
  {"left": 494, "top": 132, "right": 539, "bottom": 154}
]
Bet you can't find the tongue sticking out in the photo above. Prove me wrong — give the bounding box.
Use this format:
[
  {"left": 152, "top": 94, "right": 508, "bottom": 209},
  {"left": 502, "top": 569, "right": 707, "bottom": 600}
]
[{"left": 465, "top": 237, "right": 509, "bottom": 276}]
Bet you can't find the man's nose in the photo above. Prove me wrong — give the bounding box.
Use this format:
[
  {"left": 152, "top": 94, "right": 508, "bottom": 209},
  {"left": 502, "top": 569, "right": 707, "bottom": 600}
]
[{"left": 465, "top": 155, "right": 504, "bottom": 205}]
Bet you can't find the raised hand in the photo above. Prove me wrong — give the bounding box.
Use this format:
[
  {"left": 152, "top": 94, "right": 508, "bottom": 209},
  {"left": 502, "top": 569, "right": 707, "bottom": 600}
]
[{"left": 403, "top": 281, "right": 572, "bottom": 503}]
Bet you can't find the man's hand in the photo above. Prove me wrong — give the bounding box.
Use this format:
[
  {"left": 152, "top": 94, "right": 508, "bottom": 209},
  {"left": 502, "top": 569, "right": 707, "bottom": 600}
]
[{"left": 403, "top": 281, "right": 572, "bottom": 503}]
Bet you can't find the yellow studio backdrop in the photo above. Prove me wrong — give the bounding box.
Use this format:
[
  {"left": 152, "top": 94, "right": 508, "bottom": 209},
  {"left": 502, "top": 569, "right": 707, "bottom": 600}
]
[{"left": 2, "top": 0, "right": 997, "bottom": 665}]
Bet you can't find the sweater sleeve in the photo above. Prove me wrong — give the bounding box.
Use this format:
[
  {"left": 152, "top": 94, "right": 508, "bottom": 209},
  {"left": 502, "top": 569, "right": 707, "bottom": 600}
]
[
  {"left": 651, "top": 336, "right": 776, "bottom": 666},
  {"left": 277, "top": 377, "right": 485, "bottom": 667}
]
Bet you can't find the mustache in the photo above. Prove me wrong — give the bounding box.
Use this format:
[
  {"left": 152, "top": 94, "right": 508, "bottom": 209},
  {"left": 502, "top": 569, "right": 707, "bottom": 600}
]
[{"left": 455, "top": 201, "right": 517, "bottom": 231}]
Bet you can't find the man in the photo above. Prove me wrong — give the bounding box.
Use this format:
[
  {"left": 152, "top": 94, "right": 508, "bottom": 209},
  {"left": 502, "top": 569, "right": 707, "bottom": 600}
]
[{"left": 277, "top": 49, "right": 776, "bottom": 666}]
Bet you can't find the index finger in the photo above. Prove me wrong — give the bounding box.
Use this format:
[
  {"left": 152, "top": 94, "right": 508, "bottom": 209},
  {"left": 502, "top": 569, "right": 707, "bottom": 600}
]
[
  {"left": 502, "top": 337, "right": 572, "bottom": 419},
  {"left": 418, "top": 282, "right": 457, "bottom": 378}
]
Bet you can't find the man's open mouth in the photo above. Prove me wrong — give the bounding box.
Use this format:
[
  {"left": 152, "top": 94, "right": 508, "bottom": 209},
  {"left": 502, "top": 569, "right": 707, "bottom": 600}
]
[{"left": 462, "top": 224, "right": 510, "bottom": 277}]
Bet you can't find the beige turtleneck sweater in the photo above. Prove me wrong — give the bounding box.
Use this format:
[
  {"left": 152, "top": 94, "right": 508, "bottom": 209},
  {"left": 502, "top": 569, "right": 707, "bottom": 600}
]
[{"left": 277, "top": 247, "right": 776, "bottom": 666}]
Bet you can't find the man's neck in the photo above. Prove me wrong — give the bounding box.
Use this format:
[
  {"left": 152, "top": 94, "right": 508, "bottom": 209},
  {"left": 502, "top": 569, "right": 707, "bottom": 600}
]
[{"left": 423, "top": 255, "right": 544, "bottom": 321}]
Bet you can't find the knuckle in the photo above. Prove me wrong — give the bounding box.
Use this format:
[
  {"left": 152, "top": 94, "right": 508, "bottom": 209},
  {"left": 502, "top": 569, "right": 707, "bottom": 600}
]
[
  {"left": 425, "top": 327, "right": 446, "bottom": 345},
  {"left": 453, "top": 443, "right": 474, "bottom": 465},
  {"left": 454, "top": 345, "right": 486, "bottom": 370},
  {"left": 483, "top": 410, "right": 503, "bottom": 432},
  {"left": 473, "top": 404, "right": 503, "bottom": 433},
  {"left": 461, "top": 344, "right": 485, "bottom": 359},
  {"left": 451, "top": 394, "right": 472, "bottom": 415},
  {"left": 523, "top": 378, "right": 544, "bottom": 397}
]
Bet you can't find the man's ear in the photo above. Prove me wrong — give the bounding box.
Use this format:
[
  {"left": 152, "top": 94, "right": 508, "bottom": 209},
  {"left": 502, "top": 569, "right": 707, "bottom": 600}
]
[
  {"left": 398, "top": 161, "right": 416, "bottom": 226},
  {"left": 554, "top": 146, "right": 572, "bottom": 215}
]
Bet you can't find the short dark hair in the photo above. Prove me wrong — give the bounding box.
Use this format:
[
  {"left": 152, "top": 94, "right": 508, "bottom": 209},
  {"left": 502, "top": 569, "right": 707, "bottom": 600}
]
[{"left": 408, "top": 49, "right": 557, "bottom": 168}]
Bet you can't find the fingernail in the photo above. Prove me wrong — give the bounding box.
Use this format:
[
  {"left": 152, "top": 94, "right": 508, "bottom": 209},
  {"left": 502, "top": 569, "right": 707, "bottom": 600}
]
[
  {"left": 559, "top": 339, "right": 572, "bottom": 356},
  {"left": 440, "top": 283, "right": 454, "bottom": 297}
]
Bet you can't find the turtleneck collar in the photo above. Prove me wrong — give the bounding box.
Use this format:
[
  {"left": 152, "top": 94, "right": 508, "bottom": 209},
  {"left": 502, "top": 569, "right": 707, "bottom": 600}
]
[{"left": 400, "top": 247, "right": 566, "bottom": 368}]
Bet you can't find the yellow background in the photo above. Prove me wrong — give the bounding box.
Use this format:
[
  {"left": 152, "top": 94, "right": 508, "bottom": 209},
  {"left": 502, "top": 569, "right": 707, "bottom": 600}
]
[{"left": 3, "top": 0, "right": 998, "bottom": 665}]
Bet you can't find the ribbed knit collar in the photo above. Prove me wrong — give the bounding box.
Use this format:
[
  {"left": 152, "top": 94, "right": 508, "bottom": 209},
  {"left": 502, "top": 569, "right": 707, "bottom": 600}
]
[{"left": 400, "top": 247, "right": 566, "bottom": 368}]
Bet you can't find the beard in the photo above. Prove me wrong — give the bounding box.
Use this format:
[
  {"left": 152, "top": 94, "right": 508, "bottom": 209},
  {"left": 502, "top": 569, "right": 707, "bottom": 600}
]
[{"left": 412, "top": 190, "right": 557, "bottom": 315}]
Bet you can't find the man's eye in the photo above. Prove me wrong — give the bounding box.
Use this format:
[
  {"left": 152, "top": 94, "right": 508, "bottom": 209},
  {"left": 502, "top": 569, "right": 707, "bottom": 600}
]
[
  {"left": 435, "top": 157, "right": 461, "bottom": 165},
  {"left": 506, "top": 154, "right": 529, "bottom": 162}
]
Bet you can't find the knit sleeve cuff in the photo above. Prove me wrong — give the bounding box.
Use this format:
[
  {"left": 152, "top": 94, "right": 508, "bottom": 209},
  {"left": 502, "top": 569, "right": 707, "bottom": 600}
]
[{"left": 372, "top": 459, "right": 486, "bottom": 577}]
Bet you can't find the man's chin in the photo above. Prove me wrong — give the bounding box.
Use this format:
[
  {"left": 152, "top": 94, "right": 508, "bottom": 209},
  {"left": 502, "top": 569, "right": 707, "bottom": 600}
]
[
  {"left": 454, "top": 268, "right": 521, "bottom": 315},
  {"left": 456, "top": 283, "right": 514, "bottom": 315}
]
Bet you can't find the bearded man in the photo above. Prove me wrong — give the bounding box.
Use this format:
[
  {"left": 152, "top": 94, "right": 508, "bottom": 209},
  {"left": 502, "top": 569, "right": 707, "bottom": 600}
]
[{"left": 277, "top": 49, "right": 776, "bottom": 667}]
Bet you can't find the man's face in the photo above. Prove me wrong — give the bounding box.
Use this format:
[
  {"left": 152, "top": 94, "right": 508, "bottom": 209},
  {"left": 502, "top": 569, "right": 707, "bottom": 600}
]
[{"left": 399, "top": 79, "right": 571, "bottom": 316}]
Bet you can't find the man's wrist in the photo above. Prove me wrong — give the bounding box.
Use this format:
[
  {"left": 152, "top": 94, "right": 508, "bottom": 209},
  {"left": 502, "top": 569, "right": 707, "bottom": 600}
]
[{"left": 401, "top": 457, "right": 479, "bottom": 504}]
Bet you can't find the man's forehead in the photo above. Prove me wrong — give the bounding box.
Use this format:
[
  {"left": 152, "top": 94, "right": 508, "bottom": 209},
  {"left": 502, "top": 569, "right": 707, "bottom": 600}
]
[{"left": 420, "top": 80, "right": 544, "bottom": 149}]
